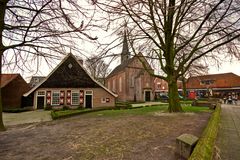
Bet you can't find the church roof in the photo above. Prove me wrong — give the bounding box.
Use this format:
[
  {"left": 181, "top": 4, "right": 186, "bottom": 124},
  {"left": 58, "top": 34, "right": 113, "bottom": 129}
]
[
  {"left": 107, "top": 53, "right": 153, "bottom": 78},
  {"left": 107, "top": 58, "right": 135, "bottom": 78}
]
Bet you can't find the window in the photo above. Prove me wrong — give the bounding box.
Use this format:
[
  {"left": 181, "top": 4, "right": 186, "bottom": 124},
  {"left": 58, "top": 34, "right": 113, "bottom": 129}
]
[
  {"left": 37, "top": 91, "right": 45, "bottom": 96},
  {"left": 85, "top": 90, "right": 93, "bottom": 95},
  {"left": 200, "top": 80, "right": 215, "bottom": 85},
  {"left": 68, "top": 63, "right": 73, "bottom": 69},
  {"left": 71, "top": 92, "right": 79, "bottom": 105},
  {"left": 157, "top": 82, "right": 161, "bottom": 89},
  {"left": 113, "top": 79, "right": 116, "bottom": 92},
  {"left": 119, "top": 77, "right": 122, "bottom": 92},
  {"left": 108, "top": 81, "right": 111, "bottom": 90},
  {"left": 52, "top": 92, "right": 60, "bottom": 105},
  {"left": 101, "top": 98, "right": 106, "bottom": 103},
  {"left": 131, "top": 76, "right": 135, "bottom": 87}
]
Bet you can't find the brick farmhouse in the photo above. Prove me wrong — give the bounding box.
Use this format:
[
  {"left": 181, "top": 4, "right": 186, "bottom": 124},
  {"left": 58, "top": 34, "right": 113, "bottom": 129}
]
[{"left": 24, "top": 53, "right": 117, "bottom": 109}]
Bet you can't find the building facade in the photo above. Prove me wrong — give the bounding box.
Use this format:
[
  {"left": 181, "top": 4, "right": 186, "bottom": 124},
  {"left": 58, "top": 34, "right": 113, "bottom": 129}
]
[
  {"left": 1, "top": 74, "right": 30, "bottom": 109},
  {"left": 105, "top": 33, "right": 154, "bottom": 102},
  {"left": 186, "top": 73, "right": 240, "bottom": 98},
  {"left": 24, "top": 53, "right": 117, "bottom": 109}
]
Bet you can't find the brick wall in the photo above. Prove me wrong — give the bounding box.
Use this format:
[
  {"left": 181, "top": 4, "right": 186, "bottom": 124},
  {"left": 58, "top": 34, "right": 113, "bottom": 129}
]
[
  {"left": 106, "top": 57, "right": 154, "bottom": 102},
  {"left": 34, "top": 87, "right": 115, "bottom": 109},
  {"left": 2, "top": 76, "right": 30, "bottom": 109}
]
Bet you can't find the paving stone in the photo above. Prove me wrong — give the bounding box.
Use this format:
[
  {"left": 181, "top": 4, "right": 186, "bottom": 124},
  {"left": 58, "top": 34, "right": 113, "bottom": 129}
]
[{"left": 215, "top": 104, "right": 240, "bottom": 160}]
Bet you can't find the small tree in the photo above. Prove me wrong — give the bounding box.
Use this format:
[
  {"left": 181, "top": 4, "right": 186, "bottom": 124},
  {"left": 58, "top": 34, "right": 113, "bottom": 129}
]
[{"left": 85, "top": 55, "right": 110, "bottom": 85}]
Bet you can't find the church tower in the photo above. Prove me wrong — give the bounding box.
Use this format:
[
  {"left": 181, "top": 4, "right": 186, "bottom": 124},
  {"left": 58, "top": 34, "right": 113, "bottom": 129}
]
[{"left": 121, "top": 31, "right": 130, "bottom": 64}]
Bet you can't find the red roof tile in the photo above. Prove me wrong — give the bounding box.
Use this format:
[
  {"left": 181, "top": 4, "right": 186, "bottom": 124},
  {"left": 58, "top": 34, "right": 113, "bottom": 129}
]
[
  {"left": 0, "top": 74, "right": 19, "bottom": 88},
  {"left": 186, "top": 72, "right": 240, "bottom": 89}
]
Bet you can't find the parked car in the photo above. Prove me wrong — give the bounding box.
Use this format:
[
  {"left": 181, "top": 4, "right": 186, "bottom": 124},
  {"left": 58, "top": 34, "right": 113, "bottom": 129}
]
[{"left": 155, "top": 92, "right": 183, "bottom": 101}]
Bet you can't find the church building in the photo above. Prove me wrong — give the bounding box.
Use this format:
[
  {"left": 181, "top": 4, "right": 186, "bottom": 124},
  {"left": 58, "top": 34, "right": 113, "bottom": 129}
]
[{"left": 105, "top": 32, "right": 155, "bottom": 102}]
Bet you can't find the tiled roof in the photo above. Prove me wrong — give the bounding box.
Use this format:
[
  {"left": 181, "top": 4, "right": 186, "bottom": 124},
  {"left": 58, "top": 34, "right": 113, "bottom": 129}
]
[
  {"left": 0, "top": 74, "right": 19, "bottom": 88},
  {"left": 107, "top": 53, "right": 152, "bottom": 78},
  {"left": 29, "top": 76, "right": 46, "bottom": 88},
  {"left": 107, "top": 58, "right": 134, "bottom": 78},
  {"left": 187, "top": 72, "right": 240, "bottom": 89}
]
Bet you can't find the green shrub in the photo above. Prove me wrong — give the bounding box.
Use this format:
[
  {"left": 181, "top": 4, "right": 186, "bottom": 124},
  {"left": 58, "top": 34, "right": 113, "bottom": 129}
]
[
  {"left": 62, "top": 105, "right": 69, "bottom": 110},
  {"left": 115, "top": 101, "right": 132, "bottom": 109},
  {"left": 51, "top": 109, "right": 92, "bottom": 120},
  {"left": 44, "top": 106, "right": 52, "bottom": 110},
  {"left": 189, "top": 103, "right": 221, "bottom": 160}
]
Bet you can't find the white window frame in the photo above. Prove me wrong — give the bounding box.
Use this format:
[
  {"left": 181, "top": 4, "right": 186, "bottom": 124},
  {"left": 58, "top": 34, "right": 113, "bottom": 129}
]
[
  {"left": 101, "top": 97, "right": 106, "bottom": 103},
  {"left": 37, "top": 90, "right": 45, "bottom": 96},
  {"left": 51, "top": 91, "right": 60, "bottom": 106},
  {"left": 71, "top": 91, "right": 79, "bottom": 105}
]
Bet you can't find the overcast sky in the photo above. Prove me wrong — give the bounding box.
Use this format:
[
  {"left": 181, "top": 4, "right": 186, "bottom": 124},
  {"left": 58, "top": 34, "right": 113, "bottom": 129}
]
[{"left": 209, "top": 60, "right": 240, "bottom": 76}]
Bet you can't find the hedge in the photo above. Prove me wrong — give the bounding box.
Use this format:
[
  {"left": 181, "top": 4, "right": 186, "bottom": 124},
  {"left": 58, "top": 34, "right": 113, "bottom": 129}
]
[
  {"left": 188, "top": 103, "right": 221, "bottom": 160},
  {"left": 3, "top": 107, "right": 32, "bottom": 113},
  {"left": 51, "top": 109, "right": 93, "bottom": 120}
]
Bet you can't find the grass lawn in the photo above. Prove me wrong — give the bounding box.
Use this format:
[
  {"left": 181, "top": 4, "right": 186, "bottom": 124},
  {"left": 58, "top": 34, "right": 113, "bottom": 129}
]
[{"left": 52, "top": 105, "right": 211, "bottom": 119}]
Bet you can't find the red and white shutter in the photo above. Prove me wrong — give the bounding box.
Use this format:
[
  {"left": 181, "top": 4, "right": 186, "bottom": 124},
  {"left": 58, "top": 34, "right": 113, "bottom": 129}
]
[
  {"left": 46, "top": 91, "right": 51, "bottom": 105},
  {"left": 60, "top": 91, "right": 65, "bottom": 105},
  {"left": 80, "top": 90, "right": 84, "bottom": 105},
  {"left": 67, "top": 90, "right": 71, "bottom": 105}
]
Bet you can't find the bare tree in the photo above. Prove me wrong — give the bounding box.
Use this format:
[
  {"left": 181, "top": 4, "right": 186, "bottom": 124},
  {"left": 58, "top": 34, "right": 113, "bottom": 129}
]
[
  {"left": 94, "top": 0, "right": 240, "bottom": 112},
  {"left": 85, "top": 55, "right": 110, "bottom": 85},
  {"left": 0, "top": 0, "right": 98, "bottom": 131}
]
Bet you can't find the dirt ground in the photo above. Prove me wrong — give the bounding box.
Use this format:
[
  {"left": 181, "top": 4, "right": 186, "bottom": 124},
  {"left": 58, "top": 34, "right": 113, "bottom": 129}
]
[{"left": 0, "top": 111, "right": 211, "bottom": 160}]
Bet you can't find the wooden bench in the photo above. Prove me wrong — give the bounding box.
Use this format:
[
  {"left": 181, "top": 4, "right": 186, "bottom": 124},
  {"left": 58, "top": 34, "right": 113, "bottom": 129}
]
[{"left": 176, "top": 134, "right": 199, "bottom": 159}]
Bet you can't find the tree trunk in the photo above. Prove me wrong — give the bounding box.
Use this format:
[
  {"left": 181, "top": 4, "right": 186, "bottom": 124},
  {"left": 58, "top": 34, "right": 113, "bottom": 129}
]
[
  {"left": 0, "top": 0, "right": 8, "bottom": 131},
  {"left": 0, "top": 86, "right": 5, "bottom": 131},
  {"left": 168, "top": 78, "right": 183, "bottom": 112},
  {"left": 182, "top": 77, "right": 187, "bottom": 100},
  {"left": 0, "top": 51, "right": 5, "bottom": 131}
]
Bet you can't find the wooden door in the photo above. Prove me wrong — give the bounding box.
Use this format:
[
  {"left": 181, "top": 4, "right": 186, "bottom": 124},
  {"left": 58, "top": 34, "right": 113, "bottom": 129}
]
[{"left": 37, "top": 97, "right": 44, "bottom": 109}]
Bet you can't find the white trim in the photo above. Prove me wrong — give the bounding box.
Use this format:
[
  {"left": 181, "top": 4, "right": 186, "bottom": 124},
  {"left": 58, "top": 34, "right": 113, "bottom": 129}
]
[
  {"left": 37, "top": 90, "right": 46, "bottom": 96},
  {"left": 84, "top": 90, "right": 93, "bottom": 108},
  {"left": 23, "top": 53, "right": 117, "bottom": 98}
]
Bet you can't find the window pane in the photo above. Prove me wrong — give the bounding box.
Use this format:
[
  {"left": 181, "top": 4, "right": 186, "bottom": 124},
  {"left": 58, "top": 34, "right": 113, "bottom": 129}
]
[
  {"left": 72, "top": 92, "right": 79, "bottom": 105},
  {"left": 52, "top": 92, "right": 60, "bottom": 105},
  {"left": 37, "top": 91, "right": 45, "bottom": 96}
]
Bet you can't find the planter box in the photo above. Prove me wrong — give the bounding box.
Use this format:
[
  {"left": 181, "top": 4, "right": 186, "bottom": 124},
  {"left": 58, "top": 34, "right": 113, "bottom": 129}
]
[{"left": 176, "top": 134, "right": 199, "bottom": 159}]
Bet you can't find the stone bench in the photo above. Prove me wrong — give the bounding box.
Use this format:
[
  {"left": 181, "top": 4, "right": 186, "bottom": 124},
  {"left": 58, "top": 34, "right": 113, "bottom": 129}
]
[{"left": 176, "top": 134, "right": 199, "bottom": 159}]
